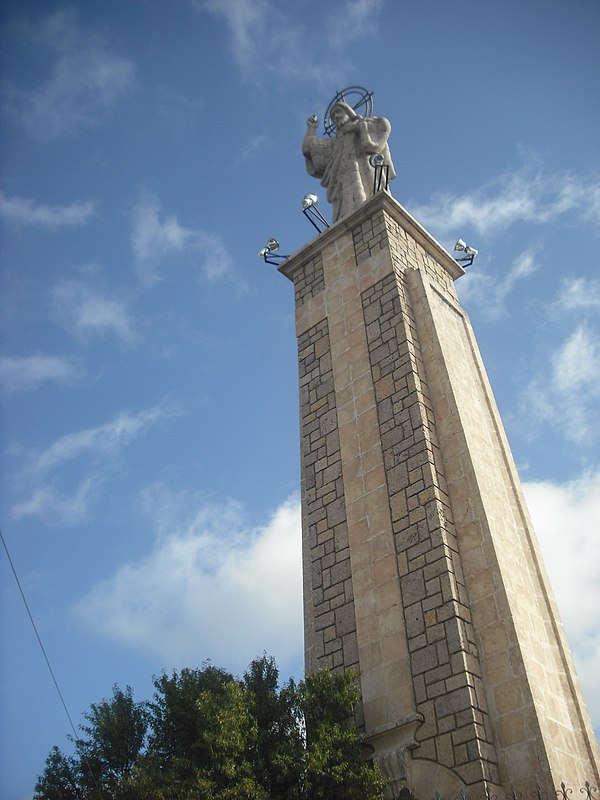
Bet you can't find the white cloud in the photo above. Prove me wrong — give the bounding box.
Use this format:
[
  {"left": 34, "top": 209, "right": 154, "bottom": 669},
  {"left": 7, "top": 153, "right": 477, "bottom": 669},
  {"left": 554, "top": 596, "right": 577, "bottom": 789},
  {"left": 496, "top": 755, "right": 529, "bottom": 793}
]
[
  {"left": 552, "top": 326, "right": 600, "bottom": 395},
  {"left": 556, "top": 277, "right": 600, "bottom": 312},
  {"left": 236, "top": 133, "right": 268, "bottom": 162},
  {"left": 0, "top": 191, "right": 95, "bottom": 227},
  {"left": 198, "top": 0, "right": 382, "bottom": 85},
  {"left": 326, "top": 0, "right": 385, "bottom": 49},
  {"left": 29, "top": 405, "right": 176, "bottom": 474},
  {"left": 2, "top": 8, "right": 135, "bottom": 139},
  {"left": 523, "top": 473, "right": 600, "bottom": 730},
  {"left": 0, "top": 354, "right": 80, "bottom": 392},
  {"left": 132, "top": 194, "right": 191, "bottom": 263},
  {"left": 11, "top": 477, "right": 97, "bottom": 525},
  {"left": 521, "top": 325, "right": 600, "bottom": 445},
  {"left": 457, "top": 249, "right": 538, "bottom": 318},
  {"left": 52, "top": 277, "right": 136, "bottom": 344},
  {"left": 157, "top": 85, "right": 204, "bottom": 128},
  {"left": 12, "top": 404, "right": 178, "bottom": 524},
  {"left": 74, "top": 494, "right": 303, "bottom": 672},
  {"left": 200, "top": 0, "right": 272, "bottom": 76},
  {"left": 411, "top": 168, "right": 600, "bottom": 240},
  {"left": 131, "top": 193, "right": 233, "bottom": 284},
  {"left": 72, "top": 472, "right": 600, "bottom": 730}
]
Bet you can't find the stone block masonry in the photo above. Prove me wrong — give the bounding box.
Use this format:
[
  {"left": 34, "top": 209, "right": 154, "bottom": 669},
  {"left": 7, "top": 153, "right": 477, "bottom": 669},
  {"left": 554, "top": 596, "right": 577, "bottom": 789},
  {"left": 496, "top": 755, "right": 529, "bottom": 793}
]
[
  {"left": 279, "top": 191, "right": 599, "bottom": 797},
  {"left": 298, "top": 316, "right": 360, "bottom": 677},
  {"left": 361, "top": 271, "right": 497, "bottom": 787}
]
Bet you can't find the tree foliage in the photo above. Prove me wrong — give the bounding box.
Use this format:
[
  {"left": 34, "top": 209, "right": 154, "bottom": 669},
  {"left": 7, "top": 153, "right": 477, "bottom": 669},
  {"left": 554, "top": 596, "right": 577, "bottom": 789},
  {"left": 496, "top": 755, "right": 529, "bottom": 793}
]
[{"left": 34, "top": 656, "right": 385, "bottom": 800}]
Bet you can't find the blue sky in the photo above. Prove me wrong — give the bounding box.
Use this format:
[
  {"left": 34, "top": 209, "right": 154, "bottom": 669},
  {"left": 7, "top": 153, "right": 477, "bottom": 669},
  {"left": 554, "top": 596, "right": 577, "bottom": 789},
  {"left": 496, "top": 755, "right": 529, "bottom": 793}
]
[{"left": 1, "top": 0, "right": 599, "bottom": 797}]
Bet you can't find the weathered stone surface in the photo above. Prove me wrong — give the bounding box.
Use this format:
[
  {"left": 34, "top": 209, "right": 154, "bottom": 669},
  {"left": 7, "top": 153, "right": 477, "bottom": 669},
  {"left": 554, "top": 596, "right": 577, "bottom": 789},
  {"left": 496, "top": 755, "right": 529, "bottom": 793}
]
[
  {"left": 281, "top": 192, "right": 599, "bottom": 794},
  {"left": 303, "top": 104, "right": 395, "bottom": 224}
]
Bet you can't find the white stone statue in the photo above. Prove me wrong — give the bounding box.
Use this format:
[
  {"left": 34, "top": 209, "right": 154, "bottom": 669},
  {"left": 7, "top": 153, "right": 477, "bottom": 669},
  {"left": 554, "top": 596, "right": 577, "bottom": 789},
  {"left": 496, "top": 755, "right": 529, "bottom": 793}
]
[{"left": 302, "top": 100, "right": 395, "bottom": 223}]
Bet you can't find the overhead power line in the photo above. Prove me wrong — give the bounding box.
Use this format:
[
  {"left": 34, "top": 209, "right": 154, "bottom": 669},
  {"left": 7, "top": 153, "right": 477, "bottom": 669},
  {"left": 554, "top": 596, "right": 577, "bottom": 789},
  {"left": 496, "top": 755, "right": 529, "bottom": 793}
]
[{"left": 0, "top": 526, "right": 103, "bottom": 796}]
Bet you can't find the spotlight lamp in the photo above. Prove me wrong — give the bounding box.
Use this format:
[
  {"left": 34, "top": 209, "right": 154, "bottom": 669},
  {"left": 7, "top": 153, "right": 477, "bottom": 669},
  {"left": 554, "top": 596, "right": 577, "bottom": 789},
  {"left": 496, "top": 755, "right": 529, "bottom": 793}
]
[
  {"left": 258, "top": 238, "right": 289, "bottom": 265},
  {"left": 302, "top": 192, "right": 330, "bottom": 233},
  {"left": 302, "top": 193, "right": 319, "bottom": 209},
  {"left": 454, "top": 238, "right": 479, "bottom": 267},
  {"left": 369, "top": 151, "right": 389, "bottom": 193}
]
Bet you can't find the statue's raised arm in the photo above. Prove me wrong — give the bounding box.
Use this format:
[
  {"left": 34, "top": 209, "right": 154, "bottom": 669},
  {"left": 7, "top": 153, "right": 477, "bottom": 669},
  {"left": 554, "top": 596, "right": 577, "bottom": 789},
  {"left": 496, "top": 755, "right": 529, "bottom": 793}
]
[{"left": 302, "top": 99, "right": 395, "bottom": 223}]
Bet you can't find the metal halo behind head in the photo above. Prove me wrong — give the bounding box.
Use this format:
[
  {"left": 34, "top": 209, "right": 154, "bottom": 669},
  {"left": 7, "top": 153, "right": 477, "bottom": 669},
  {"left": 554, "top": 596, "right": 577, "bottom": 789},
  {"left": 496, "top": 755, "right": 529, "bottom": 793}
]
[{"left": 323, "top": 85, "right": 374, "bottom": 137}]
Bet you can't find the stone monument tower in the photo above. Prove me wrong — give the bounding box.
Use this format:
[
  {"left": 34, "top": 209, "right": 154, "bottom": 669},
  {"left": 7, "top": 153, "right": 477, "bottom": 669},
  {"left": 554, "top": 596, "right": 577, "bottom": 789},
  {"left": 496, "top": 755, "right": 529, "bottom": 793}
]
[{"left": 278, "top": 90, "right": 599, "bottom": 796}]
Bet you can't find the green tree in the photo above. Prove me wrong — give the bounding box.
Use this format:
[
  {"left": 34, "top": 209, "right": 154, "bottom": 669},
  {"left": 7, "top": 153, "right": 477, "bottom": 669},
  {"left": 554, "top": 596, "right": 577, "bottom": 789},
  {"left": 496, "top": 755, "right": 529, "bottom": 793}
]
[
  {"left": 194, "top": 680, "right": 266, "bottom": 800},
  {"left": 77, "top": 685, "right": 148, "bottom": 795},
  {"left": 34, "top": 747, "right": 79, "bottom": 800},
  {"left": 243, "top": 654, "right": 304, "bottom": 800},
  {"left": 300, "top": 668, "right": 386, "bottom": 800},
  {"left": 35, "top": 657, "right": 385, "bottom": 800},
  {"left": 34, "top": 685, "right": 148, "bottom": 800},
  {"left": 142, "top": 663, "right": 235, "bottom": 795}
]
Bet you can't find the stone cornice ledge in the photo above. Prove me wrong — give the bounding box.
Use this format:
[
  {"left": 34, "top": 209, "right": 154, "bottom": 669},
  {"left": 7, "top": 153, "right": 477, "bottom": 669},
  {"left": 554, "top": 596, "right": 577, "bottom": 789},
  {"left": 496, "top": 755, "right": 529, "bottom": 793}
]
[{"left": 278, "top": 191, "right": 464, "bottom": 282}]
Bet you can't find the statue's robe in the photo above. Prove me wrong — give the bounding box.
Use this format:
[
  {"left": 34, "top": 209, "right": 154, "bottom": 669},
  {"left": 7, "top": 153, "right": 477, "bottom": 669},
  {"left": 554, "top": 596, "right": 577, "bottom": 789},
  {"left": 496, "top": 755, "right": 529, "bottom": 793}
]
[{"left": 304, "top": 116, "right": 395, "bottom": 223}]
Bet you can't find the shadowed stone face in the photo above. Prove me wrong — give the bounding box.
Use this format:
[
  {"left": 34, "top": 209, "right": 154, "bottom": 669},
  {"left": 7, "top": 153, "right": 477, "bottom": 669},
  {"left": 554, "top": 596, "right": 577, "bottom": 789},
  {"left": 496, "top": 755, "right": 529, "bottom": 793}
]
[{"left": 331, "top": 105, "right": 351, "bottom": 128}]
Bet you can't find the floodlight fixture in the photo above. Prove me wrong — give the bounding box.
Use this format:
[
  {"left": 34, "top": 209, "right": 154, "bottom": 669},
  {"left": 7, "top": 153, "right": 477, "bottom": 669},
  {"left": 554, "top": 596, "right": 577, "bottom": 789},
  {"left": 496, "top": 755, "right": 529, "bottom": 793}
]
[
  {"left": 369, "top": 152, "right": 389, "bottom": 193},
  {"left": 369, "top": 153, "right": 385, "bottom": 167},
  {"left": 302, "top": 193, "right": 319, "bottom": 209},
  {"left": 258, "top": 237, "right": 289, "bottom": 265},
  {"left": 454, "top": 238, "right": 479, "bottom": 267},
  {"left": 302, "top": 192, "right": 330, "bottom": 233}
]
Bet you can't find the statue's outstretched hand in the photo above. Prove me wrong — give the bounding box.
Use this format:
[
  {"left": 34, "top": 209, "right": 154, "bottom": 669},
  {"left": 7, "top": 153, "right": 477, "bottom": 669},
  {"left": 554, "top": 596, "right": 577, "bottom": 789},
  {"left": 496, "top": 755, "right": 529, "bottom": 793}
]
[{"left": 306, "top": 115, "right": 318, "bottom": 132}]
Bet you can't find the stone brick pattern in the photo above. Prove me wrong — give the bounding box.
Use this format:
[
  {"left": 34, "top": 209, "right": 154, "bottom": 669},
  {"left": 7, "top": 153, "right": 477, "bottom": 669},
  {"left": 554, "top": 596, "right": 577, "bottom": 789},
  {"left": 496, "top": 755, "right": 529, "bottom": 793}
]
[
  {"left": 361, "top": 271, "right": 498, "bottom": 786},
  {"left": 352, "top": 213, "right": 389, "bottom": 264},
  {"left": 281, "top": 193, "right": 599, "bottom": 794},
  {"left": 293, "top": 251, "right": 325, "bottom": 306},
  {"left": 296, "top": 317, "right": 359, "bottom": 675},
  {"left": 351, "top": 209, "right": 457, "bottom": 299},
  {"left": 383, "top": 212, "right": 456, "bottom": 298},
  {"left": 408, "top": 267, "right": 600, "bottom": 788}
]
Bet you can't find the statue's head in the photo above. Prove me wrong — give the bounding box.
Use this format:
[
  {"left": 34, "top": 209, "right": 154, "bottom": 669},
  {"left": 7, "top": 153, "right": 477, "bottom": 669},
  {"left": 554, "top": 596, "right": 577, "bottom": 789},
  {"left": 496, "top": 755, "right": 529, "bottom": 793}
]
[{"left": 330, "top": 101, "right": 360, "bottom": 130}]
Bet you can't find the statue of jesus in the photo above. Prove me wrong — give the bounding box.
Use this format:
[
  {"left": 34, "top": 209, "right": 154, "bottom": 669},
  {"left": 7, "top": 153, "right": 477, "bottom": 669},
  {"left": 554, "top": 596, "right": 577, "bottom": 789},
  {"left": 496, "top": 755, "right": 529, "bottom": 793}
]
[{"left": 302, "top": 101, "right": 395, "bottom": 223}]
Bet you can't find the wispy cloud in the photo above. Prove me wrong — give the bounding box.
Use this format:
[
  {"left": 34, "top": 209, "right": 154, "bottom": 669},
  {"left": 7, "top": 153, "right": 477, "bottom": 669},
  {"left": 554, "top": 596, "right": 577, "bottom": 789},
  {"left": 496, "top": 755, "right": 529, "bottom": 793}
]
[
  {"left": 524, "top": 472, "right": 600, "bottom": 728},
  {"left": 12, "top": 477, "right": 98, "bottom": 525},
  {"left": 74, "top": 493, "right": 302, "bottom": 672},
  {"left": 52, "top": 276, "right": 136, "bottom": 344},
  {"left": 11, "top": 403, "right": 179, "bottom": 525},
  {"left": 411, "top": 168, "right": 600, "bottom": 240},
  {"left": 521, "top": 325, "right": 600, "bottom": 445},
  {"left": 457, "top": 249, "right": 538, "bottom": 318},
  {"left": 198, "top": 0, "right": 384, "bottom": 85},
  {"left": 556, "top": 277, "right": 600, "bottom": 312},
  {"left": 2, "top": 8, "right": 135, "bottom": 139},
  {"left": 29, "top": 404, "right": 177, "bottom": 474},
  {"left": 157, "top": 85, "right": 204, "bottom": 129},
  {"left": 200, "top": 0, "right": 272, "bottom": 77},
  {"left": 131, "top": 192, "right": 234, "bottom": 285},
  {"left": 325, "top": 0, "right": 385, "bottom": 49},
  {"left": 552, "top": 326, "right": 600, "bottom": 395},
  {"left": 0, "top": 354, "right": 80, "bottom": 393},
  {"left": 132, "top": 194, "right": 192, "bottom": 263},
  {"left": 236, "top": 133, "right": 268, "bottom": 162},
  {"left": 0, "top": 191, "right": 96, "bottom": 227}
]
